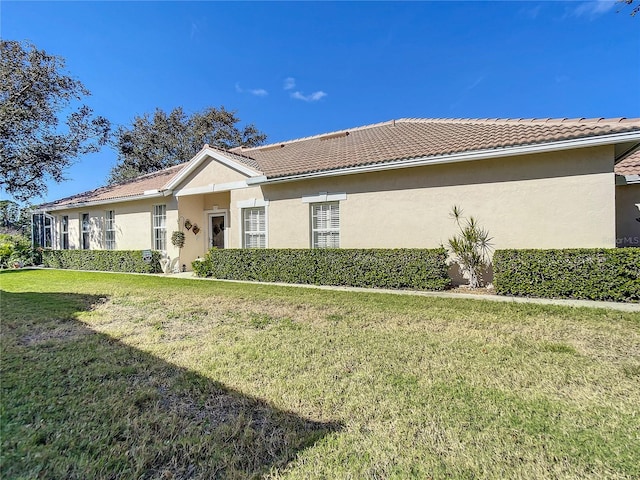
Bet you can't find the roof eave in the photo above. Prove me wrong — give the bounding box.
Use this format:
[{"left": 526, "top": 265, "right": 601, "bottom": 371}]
[
  {"left": 248, "top": 131, "right": 640, "bottom": 186},
  {"left": 37, "top": 190, "right": 166, "bottom": 213}
]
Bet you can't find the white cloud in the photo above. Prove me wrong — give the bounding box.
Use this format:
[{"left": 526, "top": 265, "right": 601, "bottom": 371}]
[
  {"left": 235, "top": 83, "right": 267, "bottom": 97},
  {"left": 572, "top": 0, "right": 616, "bottom": 18},
  {"left": 290, "top": 90, "right": 327, "bottom": 102},
  {"left": 519, "top": 4, "right": 542, "bottom": 20},
  {"left": 190, "top": 22, "right": 200, "bottom": 40},
  {"left": 283, "top": 77, "right": 296, "bottom": 90}
]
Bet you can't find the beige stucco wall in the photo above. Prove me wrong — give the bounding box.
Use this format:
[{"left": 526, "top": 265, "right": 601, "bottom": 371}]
[
  {"left": 175, "top": 192, "right": 231, "bottom": 267},
  {"left": 172, "top": 186, "right": 267, "bottom": 268},
  {"left": 261, "top": 146, "right": 616, "bottom": 250},
  {"left": 615, "top": 183, "right": 640, "bottom": 247},
  {"left": 50, "top": 196, "right": 180, "bottom": 259},
  {"left": 46, "top": 145, "right": 620, "bottom": 275}
]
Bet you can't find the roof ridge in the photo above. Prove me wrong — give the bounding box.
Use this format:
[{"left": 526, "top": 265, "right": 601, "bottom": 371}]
[
  {"left": 395, "top": 117, "right": 639, "bottom": 125},
  {"left": 239, "top": 117, "right": 640, "bottom": 152}
]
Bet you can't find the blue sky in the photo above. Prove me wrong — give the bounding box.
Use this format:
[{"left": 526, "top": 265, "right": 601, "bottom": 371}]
[{"left": 2, "top": 1, "right": 639, "bottom": 204}]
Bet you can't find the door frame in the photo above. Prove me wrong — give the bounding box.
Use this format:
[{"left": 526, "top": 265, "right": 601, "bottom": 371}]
[{"left": 205, "top": 208, "right": 228, "bottom": 249}]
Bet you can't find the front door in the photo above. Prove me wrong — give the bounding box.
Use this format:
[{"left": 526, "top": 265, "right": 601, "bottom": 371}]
[{"left": 210, "top": 215, "right": 225, "bottom": 249}]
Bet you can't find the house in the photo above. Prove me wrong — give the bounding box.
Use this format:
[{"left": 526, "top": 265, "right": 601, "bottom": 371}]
[{"left": 34, "top": 117, "right": 640, "bottom": 275}]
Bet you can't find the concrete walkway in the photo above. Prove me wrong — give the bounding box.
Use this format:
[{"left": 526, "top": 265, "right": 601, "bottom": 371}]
[{"left": 163, "top": 271, "right": 640, "bottom": 313}]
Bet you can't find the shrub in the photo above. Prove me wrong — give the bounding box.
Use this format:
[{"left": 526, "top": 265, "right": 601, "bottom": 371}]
[
  {"left": 192, "top": 248, "right": 450, "bottom": 291},
  {"left": 42, "top": 250, "right": 163, "bottom": 274},
  {"left": 493, "top": 248, "right": 640, "bottom": 303},
  {"left": 447, "top": 206, "right": 492, "bottom": 288},
  {"left": 0, "top": 233, "right": 35, "bottom": 268}
]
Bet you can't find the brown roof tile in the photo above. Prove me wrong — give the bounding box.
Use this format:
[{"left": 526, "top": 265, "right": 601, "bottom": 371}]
[
  {"left": 41, "top": 164, "right": 185, "bottom": 209},
  {"left": 615, "top": 148, "right": 640, "bottom": 176},
  {"left": 238, "top": 117, "right": 640, "bottom": 179},
  {"left": 43, "top": 117, "right": 640, "bottom": 208}
]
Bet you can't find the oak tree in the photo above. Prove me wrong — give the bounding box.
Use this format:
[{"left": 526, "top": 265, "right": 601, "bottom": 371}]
[
  {"left": 0, "top": 40, "right": 110, "bottom": 201},
  {"left": 109, "top": 106, "right": 267, "bottom": 184}
]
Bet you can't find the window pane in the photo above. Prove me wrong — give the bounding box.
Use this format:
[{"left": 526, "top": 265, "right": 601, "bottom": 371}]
[
  {"left": 311, "top": 202, "right": 339, "bottom": 248},
  {"left": 243, "top": 207, "right": 266, "bottom": 248},
  {"left": 61, "top": 216, "right": 69, "bottom": 249},
  {"left": 82, "top": 214, "right": 90, "bottom": 250},
  {"left": 153, "top": 205, "right": 167, "bottom": 251},
  {"left": 105, "top": 211, "right": 116, "bottom": 250}
]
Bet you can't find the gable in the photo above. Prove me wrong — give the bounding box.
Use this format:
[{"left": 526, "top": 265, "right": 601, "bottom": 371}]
[{"left": 173, "top": 153, "right": 253, "bottom": 194}]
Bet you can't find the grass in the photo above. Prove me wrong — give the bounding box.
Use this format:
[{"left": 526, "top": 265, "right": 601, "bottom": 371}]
[{"left": 1, "top": 269, "right": 639, "bottom": 479}]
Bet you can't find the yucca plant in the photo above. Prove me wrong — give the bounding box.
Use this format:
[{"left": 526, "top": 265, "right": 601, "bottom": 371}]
[{"left": 447, "top": 205, "right": 493, "bottom": 288}]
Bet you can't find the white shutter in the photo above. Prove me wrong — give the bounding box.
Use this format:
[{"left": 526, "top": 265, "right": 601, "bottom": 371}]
[
  {"left": 311, "top": 202, "right": 340, "bottom": 248},
  {"left": 243, "top": 207, "right": 266, "bottom": 248}
]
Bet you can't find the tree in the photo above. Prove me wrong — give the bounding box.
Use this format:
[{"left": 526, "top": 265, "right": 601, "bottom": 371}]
[
  {"left": 618, "top": 0, "right": 640, "bottom": 15},
  {"left": 447, "top": 206, "right": 493, "bottom": 289},
  {"left": 109, "top": 106, "right": 267, "bottom": 184},
  {"left": 0, "top": 200, "right": 30, "bottom": 235},
  {"left": 0, "top": 40, "right": 111, "bottom": 202}
]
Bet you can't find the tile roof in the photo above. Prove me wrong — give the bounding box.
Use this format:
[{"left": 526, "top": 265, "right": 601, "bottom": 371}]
[
  {"left": 40, "top": 164, "right": 185, "bottom": 209},
  {"left": 207, "top": 145, "right": 261, "bottom": 171},
  {"left": 615, "top": 148, "right": 640, "bottom": 176},
  {"left": 235, "top": 117, "right": 640, "bottom": 179},
  {"left": 42, "top": 117, "right": 640, "bottom": 209}
]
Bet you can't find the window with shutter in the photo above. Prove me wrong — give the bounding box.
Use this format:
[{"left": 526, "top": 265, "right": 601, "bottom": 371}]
[
  {"left": 311, "top": 202, "right": 339, "bottom": 248},
  {"left": 243, "top": 207, "right": 266, "bottom": 248}
]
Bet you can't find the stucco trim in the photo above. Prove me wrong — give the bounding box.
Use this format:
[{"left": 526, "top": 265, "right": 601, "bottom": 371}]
[
  {"left": 237, "top": 198, "right": 270, "bottom": 208},
  {"left": 175, "top": 180, "right": 249, "bottom": 197},
  {"left": 301, "top": 192, "right": 347, "bottom": 203},
  {"left": 616, "top": 174, "right": 640, "bottom": 185},
  {"left": 626, "top": 175, "right": 640, "bottom": 184},
  {"left": 247, "top": 131, "right": 640, "bottom": 186}
]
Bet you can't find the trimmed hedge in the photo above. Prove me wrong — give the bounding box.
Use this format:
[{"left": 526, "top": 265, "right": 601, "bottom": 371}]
[
  {"left": 494, "top": 248, "right": 640, "bottom": 303},
  {"left": 42, "top": 250, "right": 163, "bottom": 274},
  {"left": 193, "top": 248, "right": 450, "bottom": 291}
]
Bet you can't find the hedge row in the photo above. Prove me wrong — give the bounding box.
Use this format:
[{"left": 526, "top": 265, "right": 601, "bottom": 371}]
[
  {"left": 42, "top": 250, "right": 163, "bottom": 274},
  {"left": 192, "top": 248, "right": 450, "bottom": 290},
  {"left": 493, "top": 248, "right": 640, "bottom": 303}
]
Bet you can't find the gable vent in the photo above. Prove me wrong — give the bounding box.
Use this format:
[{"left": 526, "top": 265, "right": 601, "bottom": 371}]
[
  {"left": 319, "top": 131, "right": 350, "bottom": 141},
  {"left": 259, "top": 144, "right": 286, "bottom": 152}
]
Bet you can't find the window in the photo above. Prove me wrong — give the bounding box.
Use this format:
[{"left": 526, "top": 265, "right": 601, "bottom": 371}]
[
  {"left": 61, "top": 216, "right": 69, "bottom": 249},
  {"left": 81, "top": 213, "right": 90, "bottom": 250},
  {"left": 105, "top": 210, "right": 116, "bottom": 250},
  {"left": 311, "top": 202, "right": 340, "bottom": 248},
  {"left": 153, "top": 205, "right": 166, "bottom": 251},
  {"left": 243, "top": 207, "right": 266, "bottom": 248},
  {"left": 32, "top": 213, "right": 54, "bottom": 248},
  {"left": 43, "top": 215, "right": 52, "bottom": 248}
]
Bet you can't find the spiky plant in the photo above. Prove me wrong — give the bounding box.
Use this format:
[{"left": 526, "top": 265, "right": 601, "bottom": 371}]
[{"left": 447, "top": 205, "right": 493, "bottom": 288}]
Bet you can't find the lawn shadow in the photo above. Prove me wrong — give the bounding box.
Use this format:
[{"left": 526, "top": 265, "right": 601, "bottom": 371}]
[{"left": 1, "top": 290, "right": 341, "bottom": 479}]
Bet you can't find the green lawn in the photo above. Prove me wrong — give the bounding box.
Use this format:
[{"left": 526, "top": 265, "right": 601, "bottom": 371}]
[{"left": 1, "top": 269, "right": 639, "bottom": 479}]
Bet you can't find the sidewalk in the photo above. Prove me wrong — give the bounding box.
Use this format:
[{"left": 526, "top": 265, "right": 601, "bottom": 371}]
[{"left": 164, "top": 271, "right": 640, "bottom": 313}]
